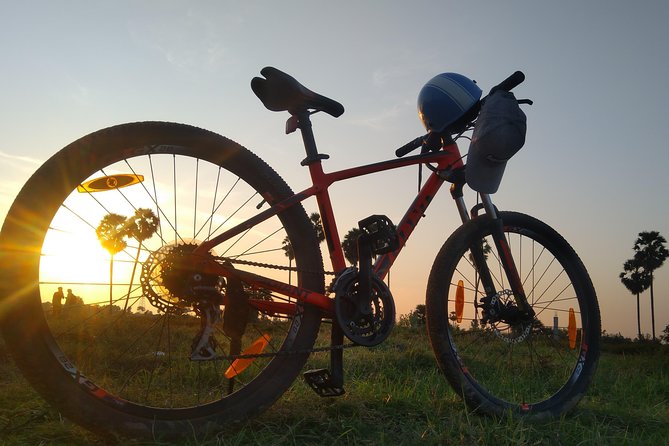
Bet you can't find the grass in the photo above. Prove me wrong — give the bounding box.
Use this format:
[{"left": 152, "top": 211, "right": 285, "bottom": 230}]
[{"left": 1, "top": 326, "right": 668, "bottom": 445}]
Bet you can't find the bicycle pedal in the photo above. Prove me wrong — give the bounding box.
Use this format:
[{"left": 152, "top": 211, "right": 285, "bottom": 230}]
[
  {"left": 358, "top": 214, "right": 398, "bottom": 254},
  {"left": 303, "top": 369, "right": 345, "bottom": 397}
]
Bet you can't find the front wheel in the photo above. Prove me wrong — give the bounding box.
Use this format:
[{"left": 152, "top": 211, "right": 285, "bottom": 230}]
[{"left": 426, "top": 212, "right": 600, "bottom": 419}]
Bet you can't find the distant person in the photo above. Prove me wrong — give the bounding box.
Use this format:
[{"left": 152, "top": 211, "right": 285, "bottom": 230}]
[
  {"left": 65, "top": 289, "right": 78, "bottom": 306},
  {"left": 52, "top": 287, "right": 64, "bottom": 316}
]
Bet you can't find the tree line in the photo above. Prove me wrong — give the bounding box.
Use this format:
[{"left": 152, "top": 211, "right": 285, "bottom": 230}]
[
  {"left": 96, "top": 209, "right": 669, "bottom": 343},
  {"left": 314, "top": 222, "right": 669, "bottom": 344},
  {"left": 281, "top": 213, "right": 364, "bottom": 273}
]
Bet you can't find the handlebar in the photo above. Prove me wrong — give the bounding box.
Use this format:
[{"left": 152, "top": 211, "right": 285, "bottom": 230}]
[
  {"left": 489, "top": 71, "right": 525, "bottom": 95},
  {"left": 394, "top": 133, "right": 442, "bottom": 158},
  {"left": 395, "top": 135, "right": 426, "bottom": 157},
  {"left": 396, "top": 71, "right": 526, "bottom": 157}
]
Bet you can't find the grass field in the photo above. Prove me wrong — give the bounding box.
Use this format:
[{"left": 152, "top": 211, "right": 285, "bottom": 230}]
[{"left": 1, "top": 326, "right": 668, "bottom": 446}]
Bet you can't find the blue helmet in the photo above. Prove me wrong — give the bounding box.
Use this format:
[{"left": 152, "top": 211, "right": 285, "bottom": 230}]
[{"left": 417, "top": 73, "right": 482, "bottom": 132}]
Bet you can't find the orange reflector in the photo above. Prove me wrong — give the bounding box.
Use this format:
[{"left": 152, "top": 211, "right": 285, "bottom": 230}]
[
  {"left": 455, "top": 280, "right": 465, "bottom": 323},
  {"left": 568, "top": 308, "right": 577, "bottom": 350},
  {"left": 77, "top": 174, "right": 144, "bottom": 192},
  {"left": 224, "top": 334, "right": 270, "bottom": 379}
]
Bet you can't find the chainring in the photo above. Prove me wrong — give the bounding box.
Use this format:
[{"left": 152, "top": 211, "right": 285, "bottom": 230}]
[{"left": 333, "top": 269, "right": 395, "bottom": 347}]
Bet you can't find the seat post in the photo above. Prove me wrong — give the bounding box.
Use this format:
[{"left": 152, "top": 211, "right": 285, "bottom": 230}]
[{"left": 296, "top": 111, "right": 330, "bottom": 166}]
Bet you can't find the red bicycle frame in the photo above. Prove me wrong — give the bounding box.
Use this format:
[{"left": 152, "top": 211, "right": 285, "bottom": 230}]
[{"left": 195, "top": 143, "right": 465, "bottom": 318}]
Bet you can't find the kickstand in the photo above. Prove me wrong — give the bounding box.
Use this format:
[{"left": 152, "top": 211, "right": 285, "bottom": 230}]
[
  {"left": 227, "top": 336, "right": 241, "bottom": 394},
  {"left": 329, "top": 323, "right": 344, "bottom": 388}
]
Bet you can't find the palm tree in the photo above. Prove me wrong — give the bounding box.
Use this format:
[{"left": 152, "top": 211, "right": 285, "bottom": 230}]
[
  {"left": 122, "top": 208, "right": 159, "bottom": 312},
  {"left": 281, "top": 235, "right": 295, "bottom": 284},
  {"left": 619, "top": 258, "right": 651, "bottom": 339},
  {"left": 468, "top": 239, "right": 492, "bottom": 263},
  {"left": 341, "top": 226, "right": 396, "bottom": 287},
  {"left": 282, "top": 212, "right": 325, "bottom": 284},
  {"left": 341, "top": 227, "right": 362, "bottom": 266},
  {"left": 633, "top": 231, "right": 669, "bottom": 340},
  {"left": 308, "top": 212, "right": 326, "bottom": 243},
  {"left": 96, "top": 213, "right": 128, "bottom": 313}
]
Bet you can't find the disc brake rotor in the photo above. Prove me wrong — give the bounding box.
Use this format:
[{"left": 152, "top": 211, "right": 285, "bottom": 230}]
[{"left": 488, "top": 289, "right": 533, "bottom": 344}]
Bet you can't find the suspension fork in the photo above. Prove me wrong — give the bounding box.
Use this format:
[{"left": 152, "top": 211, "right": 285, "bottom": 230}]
[
  {"left": 453, "top": 183, "right": 499, "bottom": 300},
  {"left": 452, "top": 184, "right": 534, "bottom": 319},
  {"left": 479, "top": 194, "right": 534, "bottom": 317}
]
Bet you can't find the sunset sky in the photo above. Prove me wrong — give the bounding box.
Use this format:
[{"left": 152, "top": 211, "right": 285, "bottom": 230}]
[{"left": 2, "top": 1, "right": 668, "bottom": 339}]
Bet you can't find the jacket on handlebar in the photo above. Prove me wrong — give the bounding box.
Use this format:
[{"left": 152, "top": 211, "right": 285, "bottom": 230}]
[{"left": 466, "top": 90, "right": 527, "bottom": 194}]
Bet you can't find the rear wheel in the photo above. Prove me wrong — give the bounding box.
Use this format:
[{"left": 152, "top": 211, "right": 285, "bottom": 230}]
[
  {"left": 426, "top": 212, "right": 600, "bottom": 419},
  {"left": 0, "top": 122, "right": 325, "bottom": 439}
]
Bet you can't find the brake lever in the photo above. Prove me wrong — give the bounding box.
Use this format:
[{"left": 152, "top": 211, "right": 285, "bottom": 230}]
[{"left": 423, "top": 132, "right": 442, "bottom": 152}]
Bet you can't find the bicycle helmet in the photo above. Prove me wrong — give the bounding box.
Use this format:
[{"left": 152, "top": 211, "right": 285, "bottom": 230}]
[{"left": 417, "top": 73, "right": 482, "bottom": 133}]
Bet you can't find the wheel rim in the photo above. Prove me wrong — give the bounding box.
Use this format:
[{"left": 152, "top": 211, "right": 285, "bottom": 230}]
[
  {"left": 445, "top": 223, "right": 592, "bottom": 409},
  {"left": 26, "top": 138, "right": 316, "bottom": 412}
]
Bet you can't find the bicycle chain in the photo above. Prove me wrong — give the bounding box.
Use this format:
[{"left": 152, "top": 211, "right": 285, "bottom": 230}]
[
  {"left": 215, "top": 255, "right": 336, "bottom": 276},
  {"left": 204, "top": 255, "right": 348, "bottom": 360}
]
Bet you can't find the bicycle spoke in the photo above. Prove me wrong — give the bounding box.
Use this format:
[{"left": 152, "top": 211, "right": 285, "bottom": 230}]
[
  {"left": 36, "top": 148, "right": 317, "bottom": 410},
  {"left": 429, "top": 213, "right": 596, "bottom": 411}
]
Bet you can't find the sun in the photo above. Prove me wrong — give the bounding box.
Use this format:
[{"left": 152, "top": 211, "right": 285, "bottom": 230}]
[{"left": 39, "top": 213, "right": 117, "bottom": 305}]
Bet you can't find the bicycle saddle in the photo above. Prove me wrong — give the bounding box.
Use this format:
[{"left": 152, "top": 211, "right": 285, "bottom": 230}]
[{"left": 251, "top": 67, "right": 345, "bottom": 118}]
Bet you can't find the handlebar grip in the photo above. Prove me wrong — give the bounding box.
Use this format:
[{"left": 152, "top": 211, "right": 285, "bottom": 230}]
[
  {"left": 395, "top": 135, "right": 425, "bottom": 157},
  {"left": 490, "top": 71, "right": 525, "bottom": 94}
]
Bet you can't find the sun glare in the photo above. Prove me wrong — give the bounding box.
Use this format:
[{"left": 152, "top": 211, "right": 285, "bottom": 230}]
[
  {"left": 40, "top": 222, "right": 112, "bottom": 303},
  {"left": 34, "top": 153, "right": 293, "bottom": 312}
]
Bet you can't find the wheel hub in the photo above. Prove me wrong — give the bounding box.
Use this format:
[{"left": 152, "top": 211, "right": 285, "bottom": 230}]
[{"left": 480, "top": 289, "right": 533, "bottom": 344}]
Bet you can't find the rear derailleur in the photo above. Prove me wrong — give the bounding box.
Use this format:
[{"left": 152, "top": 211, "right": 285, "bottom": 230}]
[{"left": 190, "top": 270, "right": 251, "bottom": 361}]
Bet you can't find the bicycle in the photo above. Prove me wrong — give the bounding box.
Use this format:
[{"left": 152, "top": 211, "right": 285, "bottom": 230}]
[{"left": 0, "top": 67, "right": 600, "bottom": 439}]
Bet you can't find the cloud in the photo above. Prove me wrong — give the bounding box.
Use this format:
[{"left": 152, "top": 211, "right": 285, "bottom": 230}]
[
  {"left": 127, "top": 8, "right": 243, "bottom": 74},
  {"left": 371, "top": 48, "right": 442, "bottom": 89},
  {"left": 0, "top": 150, "right": 42, "bottom": 167},
  {"left": 352, "top": 104, "right": 403, "bottom": 130},
  {"left": 348, "top": 99, "right": 419, "bottom": 131},
  {"left": 373, "top": 67, "right": 413, "bottom": 89}
]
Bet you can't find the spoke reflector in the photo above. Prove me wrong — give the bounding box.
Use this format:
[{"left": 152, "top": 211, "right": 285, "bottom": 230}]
[
  {"left": 225, "top": 334, "right": 271, "bottom": 379},
  {"left": 568, "top": 308, "right": 577, "bottom": 349},
  {"left": 77, "top": 174, "right": 144, "bottom": 192},
  {"left": 455, "top": 280, "right": 465, "bottom": 323}
]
